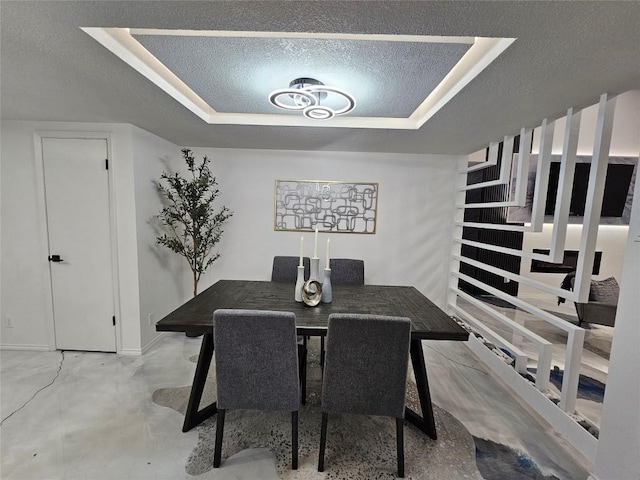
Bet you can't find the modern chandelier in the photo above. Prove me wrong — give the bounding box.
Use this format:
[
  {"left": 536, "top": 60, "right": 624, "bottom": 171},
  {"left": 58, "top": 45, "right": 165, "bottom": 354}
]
[{"left": 268, "top": 77, "right": 356, "bottom": 120}]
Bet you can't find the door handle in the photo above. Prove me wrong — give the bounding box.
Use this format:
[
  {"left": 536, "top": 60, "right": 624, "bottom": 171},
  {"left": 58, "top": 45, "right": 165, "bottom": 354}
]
[{"left": 48, "top": 255, "right": 64, "bottom": 262}]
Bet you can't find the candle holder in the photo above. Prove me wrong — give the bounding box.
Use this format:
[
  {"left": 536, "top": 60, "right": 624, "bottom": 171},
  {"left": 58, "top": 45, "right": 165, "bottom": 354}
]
[
  {"left": 295, "top": 265, "right": 305, "bottom": 302},
  {"left": 310, "top": 257, "right": 321, "bottom": 283},
  {"left": 322, "top": 268, "right": 332, "bottom": 303}
]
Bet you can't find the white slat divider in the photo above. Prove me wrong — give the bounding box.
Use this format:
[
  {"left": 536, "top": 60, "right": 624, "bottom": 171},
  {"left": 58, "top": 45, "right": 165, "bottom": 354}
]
[
  {"left": 455, "top": 112, "right": 599, "bottom": 284},
  {"left": 454, "top": 110, "right": 576, "bottom": 268},
  {"left": 455, "top": 221, "right": 530, "bottom": 231},
  {"left": 548, "top": 108, "right": 581, "bottom": 263},
  {"left": 573, "top": 93, "right": 617, "bottom": 302},
  {"left": 529, "top": 118, "right": 555, "bottom": 229},
  {"left": 450, "top": 290, "right": 554, "bottom": 383},
  {"left": 453, "top": 272, "right": 583, "bottom": 333},
  {"left": 449, "top": 303, "right": 530, "bottom": 374},
  {"left": 452, "top": 272, "right": 583, "bottom": 410},
  {"left": 455, "top": 201, "right": 516, "bottom": 209},
  {"left": 454, "top": 238, "right": 572, "bottom": 263},
  {"left": 448, "top": 93, "right": 616, "bottom": 429},
  {"left": 560, "top": 327, "right": 586, "bottom": 413},
  {"left": 536, "top": 342, "right": 553, "bottom": 393},
  {"left": 451, "top": 289, "right": 555, "bottom": 392},
  {"left": 514, "top": 128, "right": 533, "bottom": 206},
  {"left": 452, "top": 254, "right": 574, "bottom": 301},
  {"left": 452, "top": 289, "right": 553, "bottom": 348},
  {"left": 463, "top": 141, "right": 500, "bottom": 173},
  {"left": 458, "top": 136, "right": 514, "bottom": 191}
]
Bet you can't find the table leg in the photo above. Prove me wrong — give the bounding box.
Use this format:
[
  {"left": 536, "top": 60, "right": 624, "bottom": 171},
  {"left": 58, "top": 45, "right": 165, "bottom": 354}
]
[
  {"left": 182, "top": 332, "right": 218, "bottom": 432},
  {"left": 404, "top": 338, "right": 437, "bottom": 440}
]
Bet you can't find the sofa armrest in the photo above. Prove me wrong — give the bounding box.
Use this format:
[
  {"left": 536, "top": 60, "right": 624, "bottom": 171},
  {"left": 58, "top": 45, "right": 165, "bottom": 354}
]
[{"left": 576, "top": 302, "right": 617, "bottom": 327}]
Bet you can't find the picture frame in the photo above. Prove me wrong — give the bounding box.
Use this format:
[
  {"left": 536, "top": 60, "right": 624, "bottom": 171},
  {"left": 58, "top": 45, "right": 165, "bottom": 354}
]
[{"left": 274, "top": 179, "right": 378, "bottom": 234}]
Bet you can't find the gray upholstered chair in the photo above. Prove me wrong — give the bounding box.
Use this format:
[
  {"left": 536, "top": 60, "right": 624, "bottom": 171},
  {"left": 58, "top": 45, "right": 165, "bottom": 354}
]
[
  {"left": 318, "top": 313, "right": 411, "bottom": 477},
  {"left": 271, "top": 255, "right": 310, "bottom": 283},
  {"left": 320, "top": 258, "right": 365, "bottom": 367},
  {"left": 213, "top": 309, "right": 300, "bottom": 469},
  {"left": 329, "top": 258, "right": 365, "bottom": 285},
  {"left": 271, "top": 256, "right": 309, "bottom": 404},
  {"left": 574, "top": 276, "right": 619, "bottom": 327}
]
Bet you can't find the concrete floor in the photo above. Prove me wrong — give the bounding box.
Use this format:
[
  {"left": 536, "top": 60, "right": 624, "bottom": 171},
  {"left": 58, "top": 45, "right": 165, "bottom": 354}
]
[{"left": 1, "top": 333, "right": 591, "bottom": 479}]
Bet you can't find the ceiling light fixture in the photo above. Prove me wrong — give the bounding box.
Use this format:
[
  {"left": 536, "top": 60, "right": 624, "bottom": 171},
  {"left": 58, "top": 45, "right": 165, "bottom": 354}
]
[{"left": 268, "top": 78, "right": 355, "bottom": 120}]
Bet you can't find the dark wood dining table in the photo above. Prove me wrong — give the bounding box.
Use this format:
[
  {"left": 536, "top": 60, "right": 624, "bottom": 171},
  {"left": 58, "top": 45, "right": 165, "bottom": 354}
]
[{"left": 156, "top": 279, "right": 468, "bottom": 439}]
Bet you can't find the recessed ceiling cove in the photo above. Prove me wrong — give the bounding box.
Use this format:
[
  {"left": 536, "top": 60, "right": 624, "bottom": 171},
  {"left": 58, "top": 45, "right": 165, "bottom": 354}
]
[{"left": 82, "top": 28, "right": 515, "bottom": 129}]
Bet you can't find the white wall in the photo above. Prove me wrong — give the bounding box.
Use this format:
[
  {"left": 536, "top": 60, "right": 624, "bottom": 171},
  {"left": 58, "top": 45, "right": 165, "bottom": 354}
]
[
  {"left": 1, "top": 122, "right": 56, "bottom": 349},
  {"left": 1, "top": 123, "right": 461, "bottom": 352},
  {"left": 1, "top": 121, "right": 140, "bottom": 353},
  {"left": 187, "top": 148, "right": 462, "bottom": 309},
  {"left": 131, "top": 127, "right": 188, "bottom": 350}
]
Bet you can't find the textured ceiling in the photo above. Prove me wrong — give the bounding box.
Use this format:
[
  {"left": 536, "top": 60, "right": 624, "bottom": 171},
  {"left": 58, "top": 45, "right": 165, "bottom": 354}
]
[
  {"left": 132, "top": 34, "right": 471, "bottom": 117},
  {"left": 1, "top": 1, "right": 639, "bottom": 155}
]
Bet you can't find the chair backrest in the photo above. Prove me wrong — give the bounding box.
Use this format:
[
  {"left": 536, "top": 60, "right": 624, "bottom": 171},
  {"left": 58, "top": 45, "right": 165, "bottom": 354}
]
[
  {"left": 569, "top": 275, "right": 620, "bottom": 304},
  {"left": 214, "top": 309, "right": 300, "bottom": 411},
  {"left": 271, "top": 256, "right": 310, "bottom": 283},
  {"left": 321, "top": 313, "right": 411, "bottom": 418},
  {"left": 329, "top": 258, "right": 365, "bottom": 285},
  {"left": 588, "top": 277, "right": 619, "bottom": 304}
]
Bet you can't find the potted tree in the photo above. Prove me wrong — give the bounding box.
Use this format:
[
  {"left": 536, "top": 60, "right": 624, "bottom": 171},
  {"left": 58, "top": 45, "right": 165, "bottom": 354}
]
[{"left": 156, "top": 148, "right": 233, "bottom": 298}]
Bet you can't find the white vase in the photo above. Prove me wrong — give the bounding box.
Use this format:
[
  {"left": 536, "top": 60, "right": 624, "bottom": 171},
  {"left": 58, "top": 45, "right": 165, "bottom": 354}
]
[
  {"left": 295, "top": 265, "right": 305, "bottom": 302},
  {"left": 310, "top": 257, "right": 321, "bottom": 283},
  {"left": 322, "top": 268, "right": 332, "bottom": 303}
]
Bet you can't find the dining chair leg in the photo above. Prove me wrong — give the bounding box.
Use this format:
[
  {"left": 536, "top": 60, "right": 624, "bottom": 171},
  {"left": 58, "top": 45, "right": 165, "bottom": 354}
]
[
  {"left": 213, "top": 408, "right": 226, "bottom": 468},
  {"left": 396, "top": 417, "right": 405, "bottom": 478},
  {"left": 292, "top": 411, "right": 299, "bottom": 470},
  {"left": 318, "top": 412, "right": 328, "bottom": 472},
  {"left": 298, "top": 344, "right": 307, "bottom": 405}
]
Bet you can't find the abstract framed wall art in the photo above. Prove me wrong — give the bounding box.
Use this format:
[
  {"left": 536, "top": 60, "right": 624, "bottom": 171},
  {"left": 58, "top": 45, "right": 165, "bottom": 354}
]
[{"left": 274, "top": 180, "right": 378, "bottom": 234}]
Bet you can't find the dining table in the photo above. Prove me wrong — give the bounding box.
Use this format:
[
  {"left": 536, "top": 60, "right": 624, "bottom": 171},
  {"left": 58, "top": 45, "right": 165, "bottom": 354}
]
[{"left": 155, "top": 279, "right": 469, "bottom": 439}]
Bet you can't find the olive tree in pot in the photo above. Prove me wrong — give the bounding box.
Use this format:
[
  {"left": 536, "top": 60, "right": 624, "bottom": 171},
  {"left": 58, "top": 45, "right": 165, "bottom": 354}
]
[{"left": 156, "top": 148, "right": 233, "bottom": 299}]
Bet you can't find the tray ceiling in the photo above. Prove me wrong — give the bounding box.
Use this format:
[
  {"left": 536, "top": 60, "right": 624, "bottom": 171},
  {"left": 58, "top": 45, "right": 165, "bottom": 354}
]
[{"left": 1, "top": 1, "right": 639, "bottom": 154}]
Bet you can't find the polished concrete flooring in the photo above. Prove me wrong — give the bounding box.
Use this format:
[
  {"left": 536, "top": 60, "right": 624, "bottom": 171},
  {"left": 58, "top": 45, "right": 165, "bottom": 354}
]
[{"left": 1, "top": 333, "right": 592, "bottom": 479}]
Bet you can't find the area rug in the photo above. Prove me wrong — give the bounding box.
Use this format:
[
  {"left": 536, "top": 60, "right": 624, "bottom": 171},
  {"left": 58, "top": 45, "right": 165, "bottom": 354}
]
[
  {"left": 474, "top": 438, "right": 560, "bottom": 480},
  {"left": 153, "top": 341, "right": 566, "bottom": 479}
]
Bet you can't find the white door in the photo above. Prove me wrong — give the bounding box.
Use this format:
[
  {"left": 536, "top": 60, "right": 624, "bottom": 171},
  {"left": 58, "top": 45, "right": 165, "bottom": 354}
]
[{"left": 42, "top": 138, "right": 116, "bottom": 352}]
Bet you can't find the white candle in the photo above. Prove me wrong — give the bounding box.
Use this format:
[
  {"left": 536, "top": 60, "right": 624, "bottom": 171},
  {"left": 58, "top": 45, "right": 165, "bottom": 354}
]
[
  {"left": 326, "top": 238, "right": 330, "bottom": 269},
  {"left": 299, "top": 236, "right": 304, "bottom": 267},
  {"left": 314, "top": 228, "right": 318, "bottom": 257}
]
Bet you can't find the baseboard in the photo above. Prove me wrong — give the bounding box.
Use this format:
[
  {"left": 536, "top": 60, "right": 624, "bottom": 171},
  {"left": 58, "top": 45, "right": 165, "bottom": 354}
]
[
  {"left": 141, "top": 332, "right": 166, "bottom": 355},
  {"left": 0, "top": 343, "right": 53, "bottom": 351},
  {"left": 118, "top": 348, "right": 142, "bottom": 356},
  {"left": 466, "top": 335, "right": 598, "bottom": 463}
]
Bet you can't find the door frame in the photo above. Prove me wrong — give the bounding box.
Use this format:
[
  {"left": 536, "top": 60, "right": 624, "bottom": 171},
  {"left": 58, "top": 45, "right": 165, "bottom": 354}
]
[{"left": 33, "top": 131, "right": 122, "bottom": 353}]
